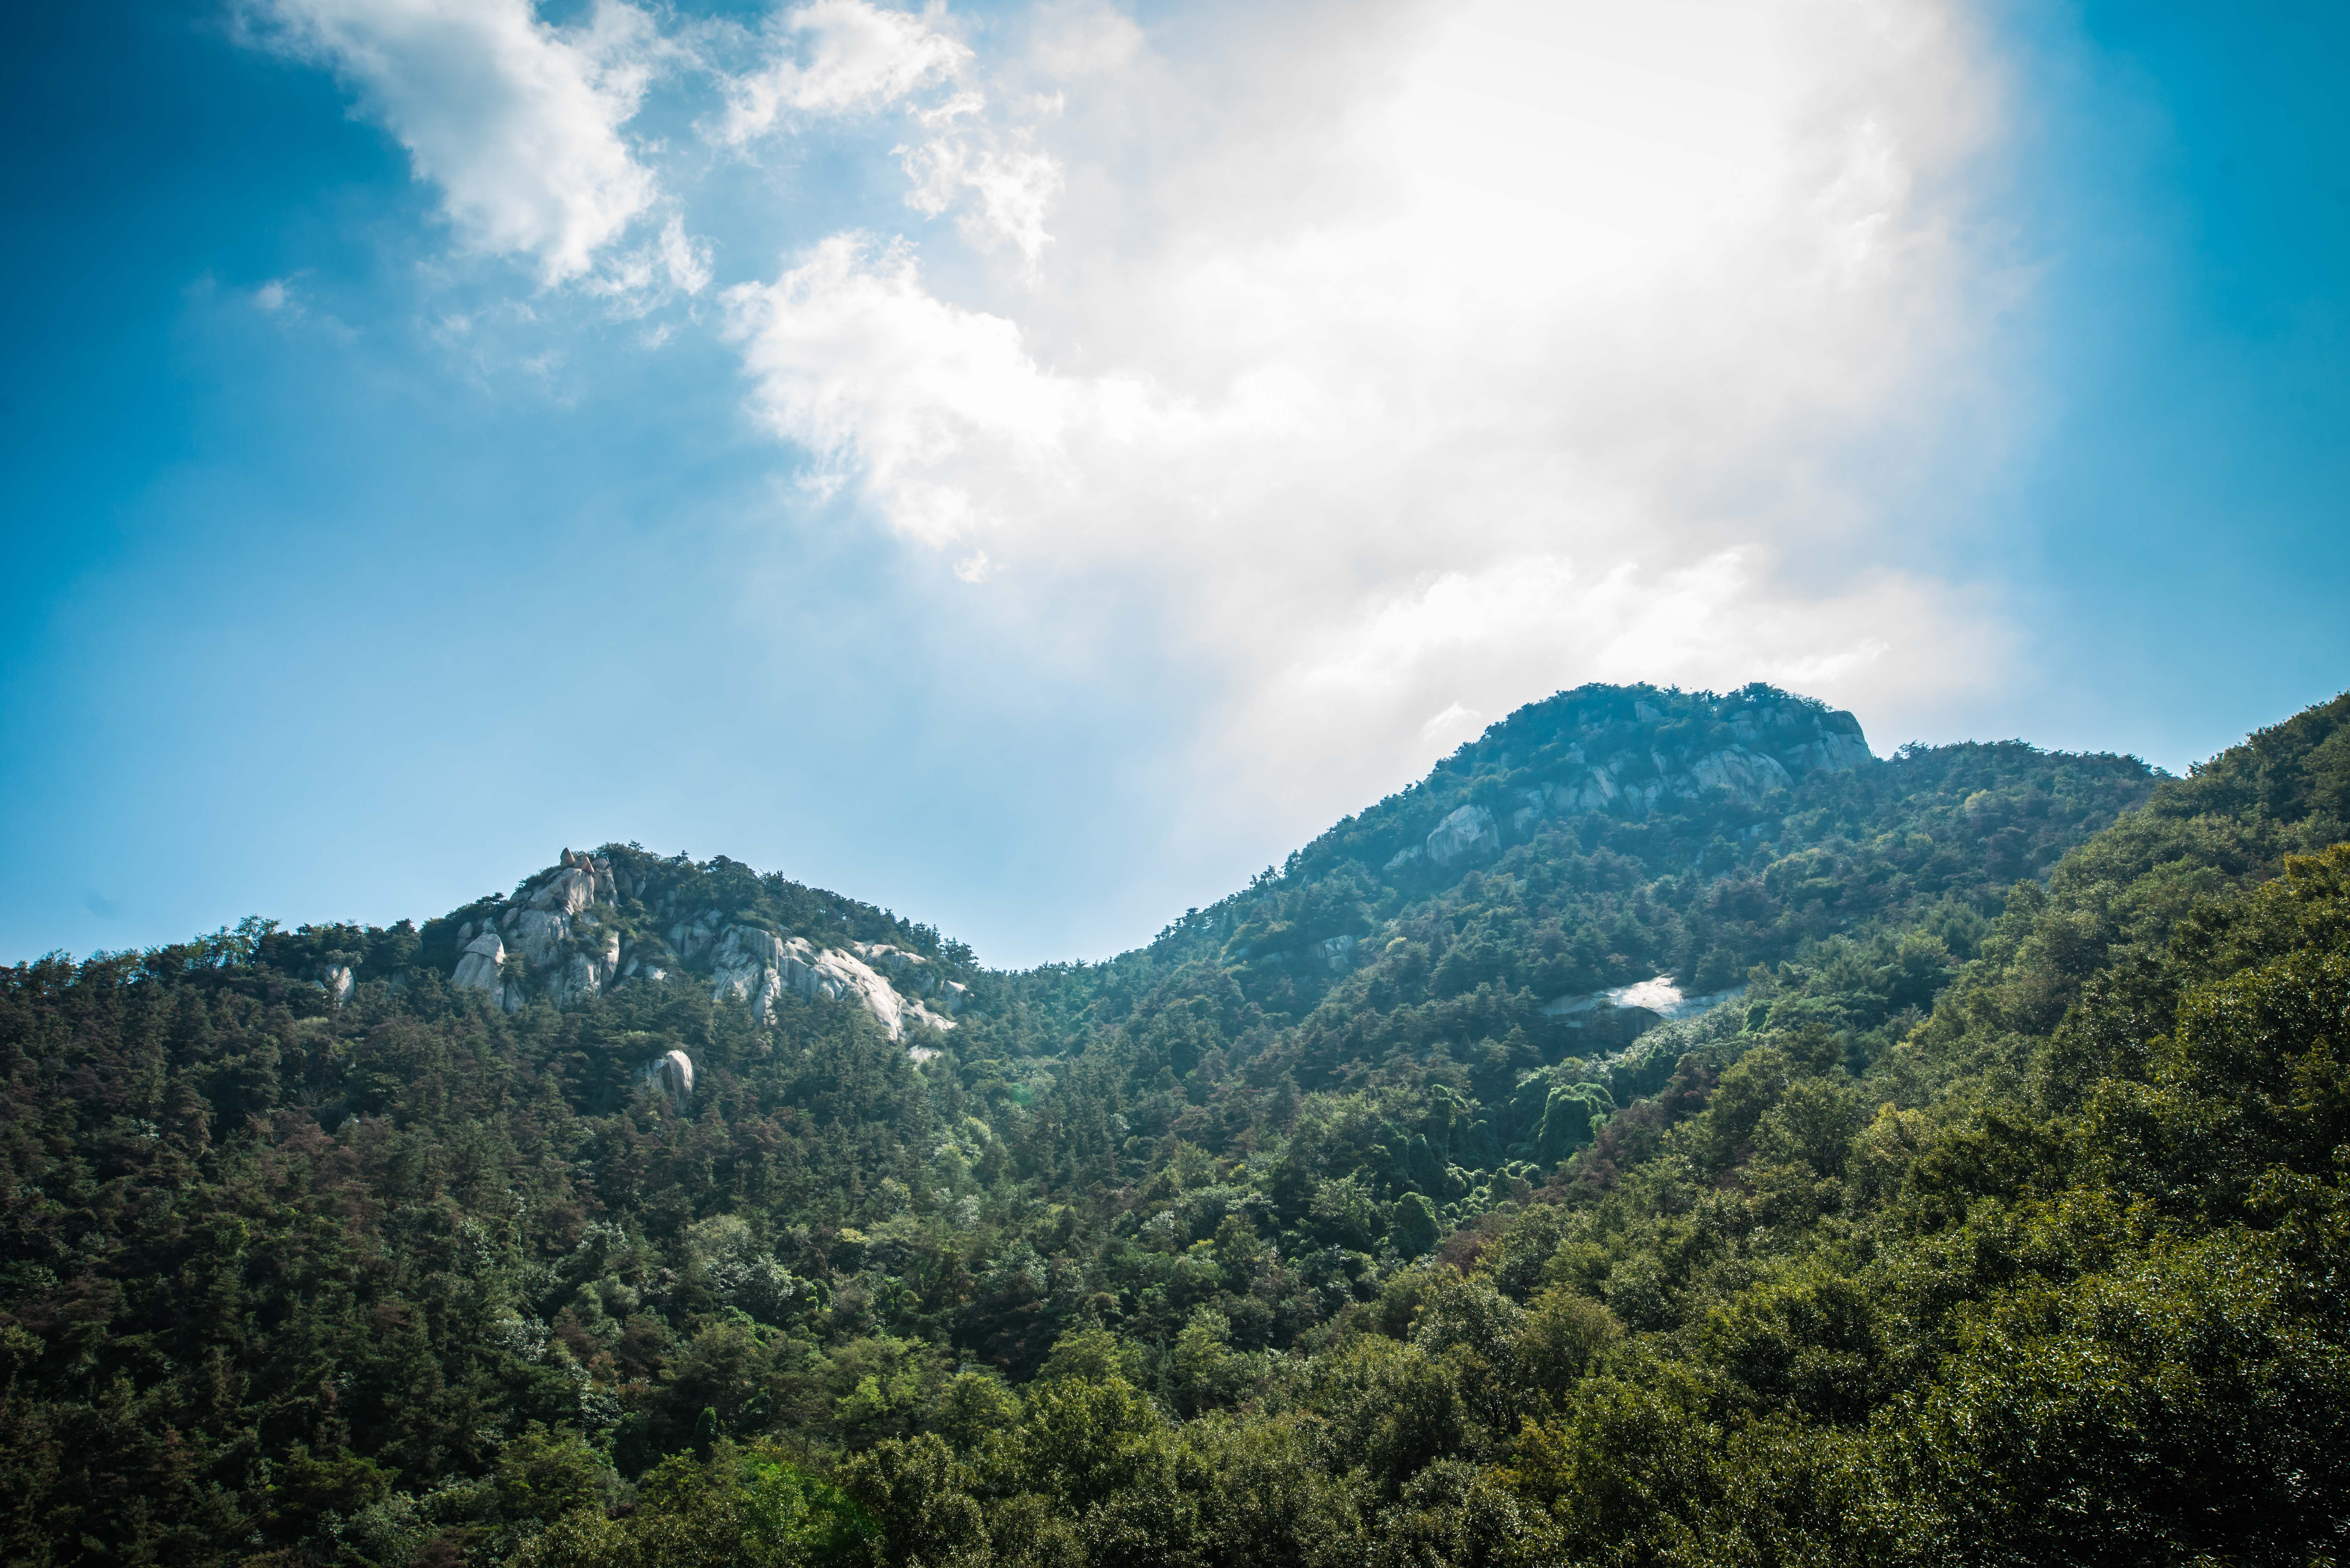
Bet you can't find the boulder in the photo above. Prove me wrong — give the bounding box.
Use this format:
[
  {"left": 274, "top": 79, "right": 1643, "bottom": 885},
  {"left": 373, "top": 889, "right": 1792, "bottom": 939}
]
[
  {"left": 451, "top": 931, "right": 506, "bottom": 993},
  {"left": 641, "top": 1048, "right": 693, "bottom": 1111}
]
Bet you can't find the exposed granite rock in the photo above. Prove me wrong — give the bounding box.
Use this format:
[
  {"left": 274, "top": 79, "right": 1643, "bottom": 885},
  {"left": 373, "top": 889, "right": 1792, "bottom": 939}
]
[
  {"left": 707, "top": 926, "right": 956, "bottom": 1040},
  {"left": 483, "top": 850, "right": 625, "bottom": 1005},
  {"left": 507, "top": 908, "right": 569, "bottom": 968},
  {"left": 641, "top": 1048, "right": 693, "bottom": 1111},
  {"left": 451, "top": 930, "right": 505, "bottom": 992},
  {"left": 1387, "top": 803, "right": 1502, "bottom": 872},
  {"left": 444, "top": 847, "right": 967, "bottom": 1045},
  {"left": 851, "top": 941, "right": 965, "bottom": 1017},
  {"left": 530, "top": 849, "right": 613, "bottom": 914},
  {"left": 322, "top": 965, "right": 354, "bottom": 1006},
  {"left": 449, "top": 930, "right": 526, "bottom": 1014},
  {"left": 1426, "top": 804, "right": 1501, "bottom": 867},
  {"left": 548, "top": 930, "right": 621, "bottom": 1007}
]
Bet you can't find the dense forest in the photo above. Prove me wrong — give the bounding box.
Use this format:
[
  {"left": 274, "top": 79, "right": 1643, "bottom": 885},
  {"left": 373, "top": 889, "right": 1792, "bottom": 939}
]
[{"left": 4, "top": 681, "right": 2347, "bottom": 1566}]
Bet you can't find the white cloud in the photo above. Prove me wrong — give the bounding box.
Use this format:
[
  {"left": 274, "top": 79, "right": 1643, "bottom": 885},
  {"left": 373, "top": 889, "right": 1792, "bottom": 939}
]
[
  {"left": 247, "top": 0, "right": 2034, "bottom": 855},
  {"left": 718, "top": 0, "right": 970, "bottom": 143},
  {"left": 716, "top": 3, "right": 1062, "bottom": 261},
  {"left": 723, "top": 233, "right": 1093, "bottom": 547},
  {"left": 583, "top": 213, "right": 715, "bottom": 309},
  {"left": 249, "top": 0, "right": 664, "bottom": 284},
  {"left": 898, "top": 113, "right": 1065, "bottom": 265},
  {"left": 719, "top": 6, "right": 2021, "bottom": 809},
  {"left": 657, "top": 216, "right": 714, "bottom": 296},
  {"left": 722, "top": 0, "right": 2023, "bottom": 829}
]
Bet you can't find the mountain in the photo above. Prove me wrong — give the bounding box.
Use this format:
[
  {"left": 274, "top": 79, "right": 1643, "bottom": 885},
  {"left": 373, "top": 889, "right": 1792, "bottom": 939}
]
[{"left": 4, "top": 682, "right": 2346, "bottom": 1568}]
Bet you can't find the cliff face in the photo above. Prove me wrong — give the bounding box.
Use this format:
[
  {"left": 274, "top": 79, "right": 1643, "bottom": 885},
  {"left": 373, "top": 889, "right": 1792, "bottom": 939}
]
[{"left": 443, "top": 848, "right": 962, "bottom": 1043}]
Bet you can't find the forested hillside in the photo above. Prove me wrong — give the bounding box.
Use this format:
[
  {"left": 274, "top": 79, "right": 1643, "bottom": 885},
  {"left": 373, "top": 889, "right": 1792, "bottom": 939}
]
[{"left": 6, "top": 682, "right": 2347, "bottom": 1566}]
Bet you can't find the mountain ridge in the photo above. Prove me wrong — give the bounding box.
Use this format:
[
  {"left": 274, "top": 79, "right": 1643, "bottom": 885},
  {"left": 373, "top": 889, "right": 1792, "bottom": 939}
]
[{"left": 254, "top": 682, "right": 2131, "bottom": 1061}]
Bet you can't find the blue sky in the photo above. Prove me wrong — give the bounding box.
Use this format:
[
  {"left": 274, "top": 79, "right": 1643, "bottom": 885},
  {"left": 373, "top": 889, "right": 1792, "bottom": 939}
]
[{"left": 3, "top": 0, "right": 2344, "bottom": 969}]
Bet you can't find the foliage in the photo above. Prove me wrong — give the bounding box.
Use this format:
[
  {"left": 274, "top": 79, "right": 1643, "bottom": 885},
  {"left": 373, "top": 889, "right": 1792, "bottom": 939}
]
[{"left": 5, "top": 683, "right": 2347, "bottom": 1565}]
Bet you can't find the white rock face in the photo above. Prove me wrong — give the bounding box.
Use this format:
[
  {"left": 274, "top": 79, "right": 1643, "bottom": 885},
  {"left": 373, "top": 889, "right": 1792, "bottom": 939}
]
[
  {"left": 449, "top": 848, "right": 970, "bottom": 1044},
  {"left": 1792, "top": 730, "right": 1874, "bottom": 775},
  {"left": 1318, "top": 934, "right": 1358, "bottom": 972},
  {"left": 852, "top": 942, "right": 965, "bottom": 1016},
  {"left": 322, "top": 965, "right": 354, "bottom": 1006},
  {"left": 1683, "top": 748, "right": 1795, "bottom": 800},
  {"left": 708, "top": 927, "right": 957, "bottom": 1041},
  {"left": 451, "top": 931, "right": 506, "bottom": 993},
  {"left": 508, "top": 908, "right": 570, "bottom": 968},
  {"left": 641, "top": 1048, "right": 693, "bottom": 1111},
  {"left": 1425, "top": 805, "right": 1500, "bottom": 868},
  {"left": 489, "top": 850, "right": 626, "bottom": 1004},
  {"left": 670, "top": 912, "right": 721, "bottom": 964},
  {"left": 529, "top": 849, "right": 614, "bottom": 915}
]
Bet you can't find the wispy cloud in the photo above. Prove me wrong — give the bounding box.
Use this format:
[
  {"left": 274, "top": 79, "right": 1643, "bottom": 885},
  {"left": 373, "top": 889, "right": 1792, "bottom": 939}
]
[
  {"left": 715, "top": 0, "right": 970, "bottom": 143},
  {"left": 898, "top": 103, "right": 1065, "bottom": 266},
  {"left": 243, "top": 0, "right": 670, "bottom": 284}
]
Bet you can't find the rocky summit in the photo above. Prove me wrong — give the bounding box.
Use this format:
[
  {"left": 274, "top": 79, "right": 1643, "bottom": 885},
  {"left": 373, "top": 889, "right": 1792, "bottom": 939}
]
[
  {"left": 437, "top": 847, "right": 964, "bottom": 1042},
  {"left": 1384, "top": 686, "right": 1872, "bottom": 873}
]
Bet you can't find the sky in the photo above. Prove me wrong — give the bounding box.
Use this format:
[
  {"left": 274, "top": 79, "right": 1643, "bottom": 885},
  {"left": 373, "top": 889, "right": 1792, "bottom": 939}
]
[{"left": 2, "top": 0, "right": 2345, "bottom": 969}]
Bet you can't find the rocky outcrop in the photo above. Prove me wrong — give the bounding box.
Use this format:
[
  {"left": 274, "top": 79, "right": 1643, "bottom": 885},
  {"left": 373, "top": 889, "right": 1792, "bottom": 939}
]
[
  {"left": 1391, "top": 690, "right": 1876, "bottom": 875},
  {"left": 442, "top": 847, "right": 968, "bottom": 1045},
  {"left": 322, "top": 965, "right": 354, "bottom": 1006},
  {"left": 707, "top": 926, "right": 957, "bottom": 1039},
  {"left": 641, "top": 1048, "right": 694, "bottom": 1111},
  {"left": 1386, "top": 804, "right": 1501, "bottom": 873},
  {"left": 478, "top": 849, "right": 624, "bottom": 1004},
  {"left": 449, "top": 930, "right": 525, "bottom": 1014},
  {"left": 451, "top": 930, "right": 504, "bottom": 991},
  {"left": 548, "top": 930, "right": 622, "bottom": 1007},
  {"left": 1426, "top": 804, "right": 1500, "bottom": 867},
  {"left": 853, "top": 941, "right": 967, "bottom": 1018}
]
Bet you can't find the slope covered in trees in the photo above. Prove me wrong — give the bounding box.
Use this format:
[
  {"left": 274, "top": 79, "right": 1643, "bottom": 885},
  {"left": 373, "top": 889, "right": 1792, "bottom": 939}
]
[{"left": 4, "top": 682, "right": 2345, "bottom": 1566}]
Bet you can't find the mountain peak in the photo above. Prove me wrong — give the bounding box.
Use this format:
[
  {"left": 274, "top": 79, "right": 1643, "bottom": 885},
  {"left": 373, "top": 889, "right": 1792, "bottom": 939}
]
[{"left": 428, "top": 845, "right": 969, "bottom": 1043}]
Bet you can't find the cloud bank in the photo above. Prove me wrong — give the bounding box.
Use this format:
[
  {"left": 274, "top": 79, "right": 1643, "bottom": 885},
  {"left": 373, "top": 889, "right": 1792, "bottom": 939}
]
[
  {"left": 720, "top": 0, "right": 2019, "bottom": 811},
  {"left": 255, "top": 0, "right": 2028, "bottom": 839}
]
